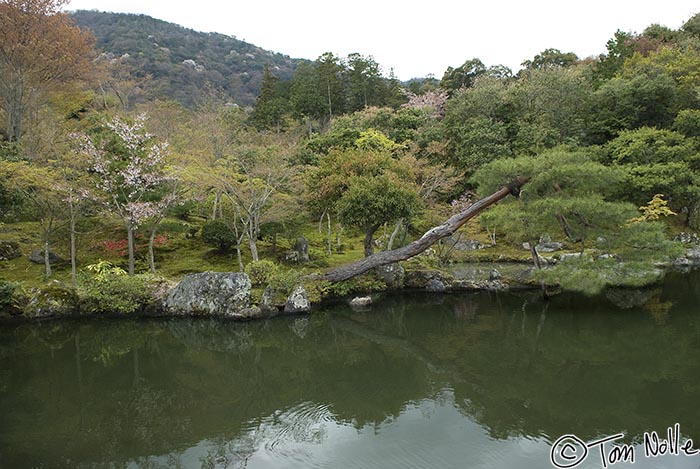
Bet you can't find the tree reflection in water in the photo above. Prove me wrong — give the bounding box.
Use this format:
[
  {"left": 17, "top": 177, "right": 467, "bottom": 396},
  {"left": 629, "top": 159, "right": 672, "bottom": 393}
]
[{"left": 1, "top": 270, "right": 699, "bottom": 468}]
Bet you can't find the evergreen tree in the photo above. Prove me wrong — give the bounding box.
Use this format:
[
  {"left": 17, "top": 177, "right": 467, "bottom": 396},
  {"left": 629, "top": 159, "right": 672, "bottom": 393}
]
[{"left": 250, "top": 66, "right": 288, "bottom": 131}]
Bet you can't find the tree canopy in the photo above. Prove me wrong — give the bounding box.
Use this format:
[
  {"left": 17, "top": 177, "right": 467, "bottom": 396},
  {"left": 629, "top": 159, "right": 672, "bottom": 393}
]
[{"left": 0, "top": 0, "right": 94, "bottom": 141}]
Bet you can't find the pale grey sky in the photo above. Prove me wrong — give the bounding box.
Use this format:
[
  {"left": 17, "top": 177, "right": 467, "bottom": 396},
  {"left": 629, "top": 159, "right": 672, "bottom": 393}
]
[{"left": 66, "top": 0, "right": 699, "bottom": 80}]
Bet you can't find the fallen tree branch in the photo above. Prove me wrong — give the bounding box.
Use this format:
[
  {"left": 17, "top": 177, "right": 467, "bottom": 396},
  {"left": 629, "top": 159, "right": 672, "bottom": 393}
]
[{"left": 314, "top": 177, "right": 530, "bottom": 283}]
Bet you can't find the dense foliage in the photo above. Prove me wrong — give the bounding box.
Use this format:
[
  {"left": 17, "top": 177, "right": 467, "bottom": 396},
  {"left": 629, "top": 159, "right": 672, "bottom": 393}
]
[{"left": 2, "top": 0, "right": 700, "bottom": 301}]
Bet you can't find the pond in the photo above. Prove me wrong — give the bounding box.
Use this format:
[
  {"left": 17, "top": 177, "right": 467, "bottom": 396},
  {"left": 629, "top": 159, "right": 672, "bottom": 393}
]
[{"left": 2, "top": 270, "right": 700, "bottom": 468}]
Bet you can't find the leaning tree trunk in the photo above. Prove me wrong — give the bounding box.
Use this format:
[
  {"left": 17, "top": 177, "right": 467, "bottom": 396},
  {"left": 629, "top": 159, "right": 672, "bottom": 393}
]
[{"left": 315, "top": 177, "right": 529, "bottom": 283}]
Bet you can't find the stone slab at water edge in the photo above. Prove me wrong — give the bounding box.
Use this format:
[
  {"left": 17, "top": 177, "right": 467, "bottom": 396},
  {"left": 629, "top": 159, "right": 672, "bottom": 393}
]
[{"left": 165, "top": 271, "right": 252, "bottom": 318}]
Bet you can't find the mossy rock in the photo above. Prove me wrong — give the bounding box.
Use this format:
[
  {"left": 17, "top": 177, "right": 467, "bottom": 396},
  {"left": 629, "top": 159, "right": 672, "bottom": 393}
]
[
  {"left": 259, "top": 285, "right": 287, "bottom": 316},
  {"left": 0, "top": 240, "right": 22, "bottom": 261},
  {"left": 404, "top": 269, "right": 455, "bottom": 290},
  {"left": 25, "top": 281, "right": 78, "bottom": 318}
]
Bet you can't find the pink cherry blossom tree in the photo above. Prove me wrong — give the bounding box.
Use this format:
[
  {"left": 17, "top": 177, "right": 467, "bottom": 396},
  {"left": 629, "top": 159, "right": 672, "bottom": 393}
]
[{"left": 76, "top": 114, "right": 171, "bottom": 275}]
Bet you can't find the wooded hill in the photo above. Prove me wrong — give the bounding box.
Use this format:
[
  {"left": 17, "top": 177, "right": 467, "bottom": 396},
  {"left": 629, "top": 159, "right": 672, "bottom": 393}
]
[{"left": 70, "top": 10, "right": 302, "bottom": 107}]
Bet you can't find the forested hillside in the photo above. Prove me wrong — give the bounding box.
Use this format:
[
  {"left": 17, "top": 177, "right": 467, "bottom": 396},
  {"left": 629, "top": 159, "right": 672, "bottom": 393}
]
[
  {"left": 2, "top": 0, "right": 700, "bottom": 317},
  {"left": 71, "top": 10, "right": 301, "bottom": 107}
]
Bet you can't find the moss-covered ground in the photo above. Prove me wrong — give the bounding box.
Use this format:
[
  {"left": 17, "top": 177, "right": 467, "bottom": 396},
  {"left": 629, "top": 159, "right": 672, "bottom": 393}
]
[{"left": 0, "top": 211, "right": 688, "bottom": 291}]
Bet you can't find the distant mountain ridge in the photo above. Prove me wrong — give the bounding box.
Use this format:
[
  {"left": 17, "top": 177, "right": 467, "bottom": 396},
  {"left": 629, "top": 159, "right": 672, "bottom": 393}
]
[{"left": 71, "top": 10, "right": 303, "bottom": 107}]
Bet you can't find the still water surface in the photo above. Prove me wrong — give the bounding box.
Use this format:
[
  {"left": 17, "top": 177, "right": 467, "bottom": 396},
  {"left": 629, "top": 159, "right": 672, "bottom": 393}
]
[{"left": 2, "top": 270, "right": 700, "bottom": 468}]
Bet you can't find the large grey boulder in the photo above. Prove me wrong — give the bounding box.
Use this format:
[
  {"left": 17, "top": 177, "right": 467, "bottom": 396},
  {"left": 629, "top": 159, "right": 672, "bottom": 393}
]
[
  {"left": 675, "top": 232, "right": 699, "bottom": 244},
  {"left": 537, "top": 242, "right": 563, "bottom": 253},
  {"left": 672, "top": 247, "right": 700, "bottom": 267},
  {"left": 165, "top": 272, "right": 252, "bottom": 317},
  {"left": 523, "top": 237, "right": 564, "bottom": 253},
  {"left": 446, "top": 235, "right": 483, "bottom": 251},
  {"left": 259, "top": 285, "right": 287, "bottom": 316},
  {"left": 375, "top": 263, "right": 405, "bottom": 289},
  {"left": 686, "top": 248, "right": 700, "bottom": 261},
  {"left": 404, "top": 269, "right": 454, "bottom": 291},
  {"left": 294, "top": 236, "right": 310, "bottom": 262},
  {"left": 349, "top": 296, "right": 372, "bottom": 307},
  {"left": 284, "top": 285, "right": 310, "bottom": 314},
  {"left": 29, "top": 249, "right": 65, "bottom": 265},
  {"left": 452, "top": 279, "right": 509, "bottom": 291},
  {"left": 426, "top": 278, "right": 448, "bottom": 292},
  {"left": 285, "top": 237, "right": 310, "bottom": 264}
]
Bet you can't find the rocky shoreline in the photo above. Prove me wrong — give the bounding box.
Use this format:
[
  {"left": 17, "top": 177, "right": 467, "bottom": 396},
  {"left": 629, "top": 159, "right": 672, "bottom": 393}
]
[
  {"left": 0, "top": 262, "right": 525, "bottom": 321},
  {"left": 2, "top": 234, "right": 700, "bottom": 321}
]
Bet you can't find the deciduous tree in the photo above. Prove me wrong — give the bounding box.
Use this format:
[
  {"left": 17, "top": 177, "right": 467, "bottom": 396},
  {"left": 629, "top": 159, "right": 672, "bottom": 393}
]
[
  {"left": 0, "top": 0, "right": 94, "bottom": 141},
  {"left": 77, "top": 114, "right": 170, "bottom": 275},
  {"left": 0, "top": 161, "right": 62, "bottom": 276}
]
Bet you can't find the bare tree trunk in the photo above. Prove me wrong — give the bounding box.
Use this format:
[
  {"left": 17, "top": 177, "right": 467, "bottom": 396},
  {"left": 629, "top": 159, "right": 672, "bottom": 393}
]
[
  {"left": 231, "top": 216, "right": 245, "bottom": 271},
  {"left": 387, "top": 219, "right": 403, "bottom": 250},
  {"left": 70, "top": 212, "right": 77, "bottom": 288},
  {"left": 529, "top": 241, "right": 541, "bottom": 270},
  {"left": 211, "top": 191, "right": 219, "bottom": 220},
  {"left": 7, "top": 82, "right": 24, "bottom": 142},
  {"left": 688, "top": 200, "right": 700, "bottom": 231},
  {"left": 249, "top": 236, "right": 259, "bottom": 262},
  {"left": 364, "top": 223, "right": 381, "bottom": 257},
  {"left": 327, "top": 211, "right": 332, "bottom": 255},
  {"left": 148, "top": 226, "right": 158, "bottom": 274},
  {"left": 43, "top": 234, "right": 52, "bottom": 278},
  {"left": 247, "top": 218, "right": 259, "bottom": 262},
  {"left": 318, "top": 210, "right": 326, "bottom": 233},
  {"left": 327, "top": 82, "right": 333, "bottom": 118},
  {"left": 337, "top": 225, "right": 343, "bottom": 250},
  {"left": 235, "top": 244, "right": 244, "bottom": 271},
  {"left": 486, "top": 226, "right": 496, "bottom": 245},
  {"left": 98, "top": 81, "right": 109, "bottom": 110},
  {"left": 127, "top": 226, "right": 136, "bottom": 276},
  {"left": 556, "top": 214, "right": 576, "bottom": 241},
  {"left": 314, "top": 177, "right": 529, "bottom": 283}
]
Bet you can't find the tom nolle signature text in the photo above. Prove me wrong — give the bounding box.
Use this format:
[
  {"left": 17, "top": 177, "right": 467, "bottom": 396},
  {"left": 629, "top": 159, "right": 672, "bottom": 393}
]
[{"left": 550, "top": 423, "right": 699, "bottom": 468}]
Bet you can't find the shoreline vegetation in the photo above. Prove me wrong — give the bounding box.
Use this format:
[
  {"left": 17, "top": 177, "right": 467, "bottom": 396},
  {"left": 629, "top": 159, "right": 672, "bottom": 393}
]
[
  {"left": 3, "top": 3, "right": 700, "bottom": 320},
  {"left": 1, "top": 242, "right": 699, "bottom": 321}
]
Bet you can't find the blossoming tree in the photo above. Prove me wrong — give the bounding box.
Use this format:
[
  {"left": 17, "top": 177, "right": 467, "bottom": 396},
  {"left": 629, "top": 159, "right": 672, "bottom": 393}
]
[{"left": 77, "top": 114, "right": 171, "bottom": 275}]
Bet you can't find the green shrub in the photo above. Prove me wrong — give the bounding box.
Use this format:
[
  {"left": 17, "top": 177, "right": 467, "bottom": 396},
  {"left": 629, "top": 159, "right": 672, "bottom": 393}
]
[
  {"left": 302, "top": 278, "right": 331, "bottom": 303},
  {"left": 169, "top": 200, "right": 198, "bottom": 221},
  {"left": 0, "top": 279, "right": 29, "bottom": 314},
  {"left": 201, "top": 220, "right": 236, "bottom": 252},
  {"left": 26, "top": 282, "right": 78, "bottom": 317},
  {"left": 267, "top": 269, "right": 302, "bottom": 296},
  {"left": 78, "top": 271, "right": 163, "bottom": 315},
  {"left": 0, "top": 279, "right": 17, "bottom": 308},
  {"left": 159, "top": 220, "right": 193, "bottom": 234},
  {"left": 328, "top": 274, "right": 387, "bottom": 297},
  {"left": 245, "top": 260, "right": 279, "bottom": 286},
  {"left": 264, "top": 269, "right": 330, "bottom": 304}
]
